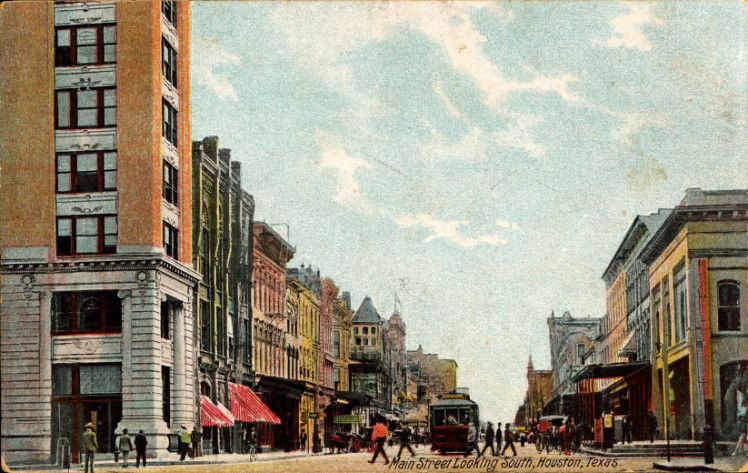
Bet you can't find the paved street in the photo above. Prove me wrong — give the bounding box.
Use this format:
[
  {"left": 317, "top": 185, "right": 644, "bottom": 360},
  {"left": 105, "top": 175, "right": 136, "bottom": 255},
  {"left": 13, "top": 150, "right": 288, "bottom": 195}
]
[{"left": 14, "top": 444, "right": 747, "bottom": 473}]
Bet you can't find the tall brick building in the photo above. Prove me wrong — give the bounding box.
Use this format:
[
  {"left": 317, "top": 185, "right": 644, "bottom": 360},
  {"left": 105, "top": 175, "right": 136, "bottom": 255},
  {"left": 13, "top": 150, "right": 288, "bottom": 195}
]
[{"left": 0, "top": 1, "right": 197, "bottom": 464}]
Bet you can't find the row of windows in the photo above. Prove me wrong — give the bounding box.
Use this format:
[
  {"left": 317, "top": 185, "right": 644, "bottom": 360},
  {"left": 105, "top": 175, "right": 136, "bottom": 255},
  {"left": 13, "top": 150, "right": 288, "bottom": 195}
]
[
  {"left": 56, "top": 88, "right": 116, "bottom": 129},
  {"left": 56, "top": 24, "right": 116, "bottom": 67},
  {"left": 52, "top": 291, "right": 121, "bottom": 334},
  {"left": 57, "top": 152, "right": 116, "bottom": 193},
  {"left": 57, "top": 215, "right": 117, "bottom": 255}
]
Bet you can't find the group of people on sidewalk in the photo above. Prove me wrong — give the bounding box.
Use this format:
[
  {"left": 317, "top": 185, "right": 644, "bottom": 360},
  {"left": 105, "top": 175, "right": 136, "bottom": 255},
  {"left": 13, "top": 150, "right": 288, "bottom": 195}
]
[
  {"left": 465, "top": 422, "right": 517, "bottom": 458},
  {"left": 81, "top": 423, "right": 149, "bottom": 473}
]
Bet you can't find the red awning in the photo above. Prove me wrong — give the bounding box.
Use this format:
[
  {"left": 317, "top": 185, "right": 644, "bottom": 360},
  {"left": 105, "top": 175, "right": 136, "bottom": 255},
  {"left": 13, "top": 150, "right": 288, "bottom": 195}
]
[
  {"left": 229, "top": 382, "right": 281, "bottom": 424},
  {"left": 200, "top": 395, "right": 234, "bottom": 428}
]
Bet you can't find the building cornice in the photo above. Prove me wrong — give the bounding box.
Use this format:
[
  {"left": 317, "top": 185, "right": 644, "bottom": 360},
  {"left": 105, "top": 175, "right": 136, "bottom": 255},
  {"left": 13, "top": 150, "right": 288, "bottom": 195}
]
[{"left": 1, "top": 253, "right": 202, "bottom": 284}]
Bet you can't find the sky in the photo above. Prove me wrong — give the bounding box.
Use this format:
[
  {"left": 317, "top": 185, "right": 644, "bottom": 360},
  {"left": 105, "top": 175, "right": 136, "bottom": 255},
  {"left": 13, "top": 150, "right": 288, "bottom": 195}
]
[{"left": 190, "top": 1, "right": 748, "bottom": 423}]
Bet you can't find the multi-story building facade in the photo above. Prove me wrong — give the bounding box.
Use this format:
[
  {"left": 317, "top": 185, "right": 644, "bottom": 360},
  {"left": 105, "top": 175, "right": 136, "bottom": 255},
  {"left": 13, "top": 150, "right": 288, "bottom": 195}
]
[
  {"left": 582, "top": 210, "right": 670, "bottom": 439},
  {"left": 518, "top": 356, "right": 552, "bottom": 426},
  {"left": 252, "top": 222, "right": 295, "bottom": 449},
  {"left": 546, "top": 311, "right": 600, "bottom": 415},
  {"left": 0, "top": 1, "right": 197, "bottom": 464},
  {"left": 286, "top": 265, "right": 320, "bottom": 450},
  {"left": 387, "top": 309, "right": 407, "bottom": 415},
  {"left": 333, "top": 291, "right": 353, "bottom": 394},
  {"left": 642, "top": 189, "right": 748, "bottom": 441},
  {"left": 318, "top": 277, "right": 336, "bottom": 432},
  {"left": 192, "top": 136, "right": 254, "bottom": 453},
  {"left": 406, "top": 345, "right": 458, "bottom": 402},
  {"left": 351, "top": 297, "right": 390, "bottom": 423}
]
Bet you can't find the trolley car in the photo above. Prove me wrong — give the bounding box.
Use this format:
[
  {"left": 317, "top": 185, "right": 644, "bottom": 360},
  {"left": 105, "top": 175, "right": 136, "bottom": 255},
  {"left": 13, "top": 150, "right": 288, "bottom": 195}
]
[{"left": 429, "top": 392, "right": 479, "bottom": 454}]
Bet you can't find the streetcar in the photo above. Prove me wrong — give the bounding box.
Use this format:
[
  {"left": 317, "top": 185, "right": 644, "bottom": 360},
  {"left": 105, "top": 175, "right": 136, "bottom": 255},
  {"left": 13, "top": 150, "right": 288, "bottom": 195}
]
[{"left": 429, "top": 392, "right": 479, "bottom": 454}]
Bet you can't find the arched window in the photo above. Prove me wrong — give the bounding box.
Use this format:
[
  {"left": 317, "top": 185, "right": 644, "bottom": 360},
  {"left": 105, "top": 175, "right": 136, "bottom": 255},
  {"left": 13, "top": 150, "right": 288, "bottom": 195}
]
[
  {"left": 718, "top": 280, "right": 741, "bottom": 331},
  {"left": 200, "top": 381, "right": 211, "bottom": 397}
]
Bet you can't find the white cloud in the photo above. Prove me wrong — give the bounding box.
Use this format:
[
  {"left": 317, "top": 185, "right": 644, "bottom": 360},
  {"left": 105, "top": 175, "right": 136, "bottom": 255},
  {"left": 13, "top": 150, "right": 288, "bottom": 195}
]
[
  {"left": 611, "top": 112, "right": 671, "bottom": 149},
  {"left": 192, "top": 36, "right": 241, "bottom": 101},
  {"left": 396, "top": 213, "right": 506, "bottom": 248},
  {"left": 495, "top": 218, "right": 522, "bottom": 231},
  {"left": 420, "top": 122, "right": 488, "bottom": 162},
  {"left": 270, "top": 3, "right": 580, "bottom": 110},
  {"left": 495, "top": 114, "right": 546, "bottom": 159},
  {"left": 600, "top": 4, "right": 664, "bottom": 51},
  {"left": 317, "top": 135, "right": 373, "bottom": 213}
]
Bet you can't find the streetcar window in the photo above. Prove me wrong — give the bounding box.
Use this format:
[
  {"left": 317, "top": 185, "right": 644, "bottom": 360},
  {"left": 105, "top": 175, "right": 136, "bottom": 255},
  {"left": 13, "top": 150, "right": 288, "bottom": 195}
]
[
  {"left": 446, "top": 409, "right": 459, "bottom": 424},
  {"left": 433, "top": 409, "right": 445, "bottom": 426}
]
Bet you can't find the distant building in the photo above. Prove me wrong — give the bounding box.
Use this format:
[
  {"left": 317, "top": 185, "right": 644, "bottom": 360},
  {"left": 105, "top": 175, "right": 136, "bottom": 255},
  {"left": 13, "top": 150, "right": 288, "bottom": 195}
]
[
  {"left": 519, "top": 356, "right": 552, "bottom": 425},
  {"left": 546, "top": 311, "right": 600, "bottom": 415},
  {"left": 387, "top": 308, "right": 407, "bottom": 415},
  {"left": 252, "top": 222, "right": 295, "bottom": 449},
  {"left": 350, "top": 296, "right": 389, "bottom": 420}
]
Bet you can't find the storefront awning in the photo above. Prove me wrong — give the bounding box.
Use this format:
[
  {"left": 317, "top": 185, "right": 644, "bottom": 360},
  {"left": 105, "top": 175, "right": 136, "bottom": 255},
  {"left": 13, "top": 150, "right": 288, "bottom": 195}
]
[
  {"left": 200, "top": 395, "right": 234, "bottom": 428},
  {"left": 572, "top": 362, "right": 650, "bottom": 382},
  {"left": 617, "top": 330, "right": 638, "bottom": 357},
  {"left": 228, "top": 382, "right": 281, "bottom": 425}
]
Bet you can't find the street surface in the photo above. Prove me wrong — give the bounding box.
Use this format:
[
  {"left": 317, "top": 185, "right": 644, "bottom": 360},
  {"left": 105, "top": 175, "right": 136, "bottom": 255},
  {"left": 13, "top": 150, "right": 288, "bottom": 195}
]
[{"left": 13, "top": 444, "right": 727, "bottom": 473}]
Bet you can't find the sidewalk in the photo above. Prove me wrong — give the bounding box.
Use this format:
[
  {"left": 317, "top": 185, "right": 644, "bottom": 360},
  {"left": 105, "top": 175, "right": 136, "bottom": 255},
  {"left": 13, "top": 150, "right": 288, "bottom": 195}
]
[
  {"left": 9, "top": 449, "right": 340, "bottom": 472},
  {"left": 652, "top": 457, "right": 748, "bottom": 472}
]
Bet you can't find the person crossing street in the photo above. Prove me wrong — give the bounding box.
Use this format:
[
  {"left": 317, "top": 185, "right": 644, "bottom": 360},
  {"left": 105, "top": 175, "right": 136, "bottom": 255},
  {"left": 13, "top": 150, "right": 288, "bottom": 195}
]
[
  {"left": 393, "top": 423, "right": 416, "bottom": 461},
  {"left": 501, "top": 423, "right": 517, "bottom": 457},
  {"left": 481, "top": 422, "right": 496, "bottom": 456},
  {"left": 368, "top": 416, "right": 390, "bottom": 465}
]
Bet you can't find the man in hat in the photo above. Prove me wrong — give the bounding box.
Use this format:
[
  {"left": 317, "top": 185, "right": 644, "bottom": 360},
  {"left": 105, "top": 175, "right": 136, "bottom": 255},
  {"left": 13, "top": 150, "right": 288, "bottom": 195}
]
[
  {"left": 134, "top": 430, "right": 148, "bottom": 468},
  {"left": 82, "top": 422, "right": 98, "bottom": 473},
  {"left": 179, "top": 425, "right": 192, "bottom": 461},
  {"left": 368, "top": 416, "right": 389, "bottom": 465}
]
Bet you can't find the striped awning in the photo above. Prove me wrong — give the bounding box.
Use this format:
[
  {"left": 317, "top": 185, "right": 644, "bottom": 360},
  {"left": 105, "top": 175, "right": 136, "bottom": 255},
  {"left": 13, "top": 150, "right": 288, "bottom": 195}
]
[
  {"left": 229, "top": 382, "right": 281, "bottom": 424},
  {"left": 200, "top": 395, "right": 234, "bottom": 428}
]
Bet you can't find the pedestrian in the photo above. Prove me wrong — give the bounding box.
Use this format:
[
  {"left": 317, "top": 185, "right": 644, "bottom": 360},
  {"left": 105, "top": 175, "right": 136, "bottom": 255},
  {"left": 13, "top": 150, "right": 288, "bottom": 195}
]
[
  {"left": 368, "top": 416, "right": 390, "bottom": 465},
  {"left": 647, "top": 410, "right": 657, "bottom": 443},
  {"left": 134, "top": 430, "right": 147, "bottom": 468},
  {"left": 622, "top": 414, "right": 632, "bottom": 444},
  {"left": 82, "top": 422, "right": 98, "bottom": 473},
  {"left": 494, "top": 421, "right": 503, "bottom": 455},
  {"left": 300, "top": 428, "right": 308, "bottom": 453},
  {"left": 394, "top": 423, "right": 416, "bottom": 461},
  {"left": 481, "top": 422, "right": 496, "bottom": 456},
  {"left": 116, "top": 429, "right": 133, "bottom": 468},
  {"left": 501, "top": 423, "right": 517, "bottom": 457},
  {"left": 464, "top": 421, "right": 481, "bottom": 458},
  {"left": 178, "top": 425, "right": 192, "bottom": 461},
  {"left": 602, "top": 409, "right": 614, "bottom": 449},
  {"left": 732, "top": 392, "right": 748, "bottom": 457},
  {"left": 191, "top": 426, "right": 201, "bottom": 457}
]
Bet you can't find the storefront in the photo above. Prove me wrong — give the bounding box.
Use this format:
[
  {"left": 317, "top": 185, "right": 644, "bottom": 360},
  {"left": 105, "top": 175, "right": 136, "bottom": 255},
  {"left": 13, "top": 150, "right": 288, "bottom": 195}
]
[
  {"left": 254, "top": 376, "right": 303, "bottom": 451},
  {"left": 51, "top": 363, "right": 123, "bottom": 463},
  {"left": 228, "top": 382, "right": 281, "bottom": 452}
]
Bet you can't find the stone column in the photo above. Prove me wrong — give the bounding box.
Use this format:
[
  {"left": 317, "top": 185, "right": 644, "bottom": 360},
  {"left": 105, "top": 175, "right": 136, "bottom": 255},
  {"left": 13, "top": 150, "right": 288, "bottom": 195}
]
[
  {"left": 116, "top": 278, "right": 170, "bottom": 454},
  {"left": 171, "top": 300, "right": 190, "bottom": 428}
]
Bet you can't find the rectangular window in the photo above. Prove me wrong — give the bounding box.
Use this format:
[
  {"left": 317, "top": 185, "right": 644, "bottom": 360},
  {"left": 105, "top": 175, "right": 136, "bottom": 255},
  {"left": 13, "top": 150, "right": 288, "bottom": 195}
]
[
  {"left": 162, "top": 366, "right": 171, "bottom": 427},
  {"left": 52, "top": 365, "right": 73, "bottom": 396},
  {"left": 163, "top": 222, "right": 178, "bottom": 259},
  {"left": 242, "top": 318, "right": 251, "bottom": 364},
  {"left": 201, "top": 301, "right": 211, "bottom": 352},
  {"left": 718, "top": 280, "right": 741, "bottom": 331},
  {"left": 57, "top": 152, "right": 117, "bottom": 193},
  {"left": 56, "top": 88, "right": 116, "bottom": 129},
  {"left": 52, "top": 291, "right": 122, "bottom": 334},
  {"left": 160, "top": 301, "right": 170, "bottom": 340},
  {"left": 162, "top": 100, "right": 178, "bottom": 146},
  {"left": 161, "top": 1, "right": 177, "bottom": 27},
  {"left": 217, "top": 307, "right": 225, "bottom": 357},
  {"left": 163, "top": 161, "right": 178, "bottom": 205},
  {"left": 55, "top": 24, "right": 116, "bottom": 67},
  {"left": 57, "top": 215, "right": 117, "bottom": 256},
  {"left": 577, "top": 343, "right": 585, "bottom": 363},
  {"left": 80, "top": 364, "right": 121, "bottom": 394},
  {"left": 162, "top": 37, "right": 178, "bottom": 86}
]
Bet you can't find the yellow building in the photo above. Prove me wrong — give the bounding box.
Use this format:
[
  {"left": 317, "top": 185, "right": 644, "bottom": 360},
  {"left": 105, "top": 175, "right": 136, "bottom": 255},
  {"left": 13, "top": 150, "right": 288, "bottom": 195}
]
[
  {"left": 643, "top": 189, "right": 748, "bottom": 441},
  {"left": 0, "top": 1, "right": 197, "bottom": 464},
  {"left": 288, "top": 277, "right": 319, "bottom": 450}
]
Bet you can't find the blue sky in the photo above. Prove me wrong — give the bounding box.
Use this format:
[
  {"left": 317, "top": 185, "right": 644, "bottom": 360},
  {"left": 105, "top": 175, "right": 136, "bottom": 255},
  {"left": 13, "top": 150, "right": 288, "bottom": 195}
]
[{"left": 191, "top": 1, "right": 747, "bottom": 423}]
